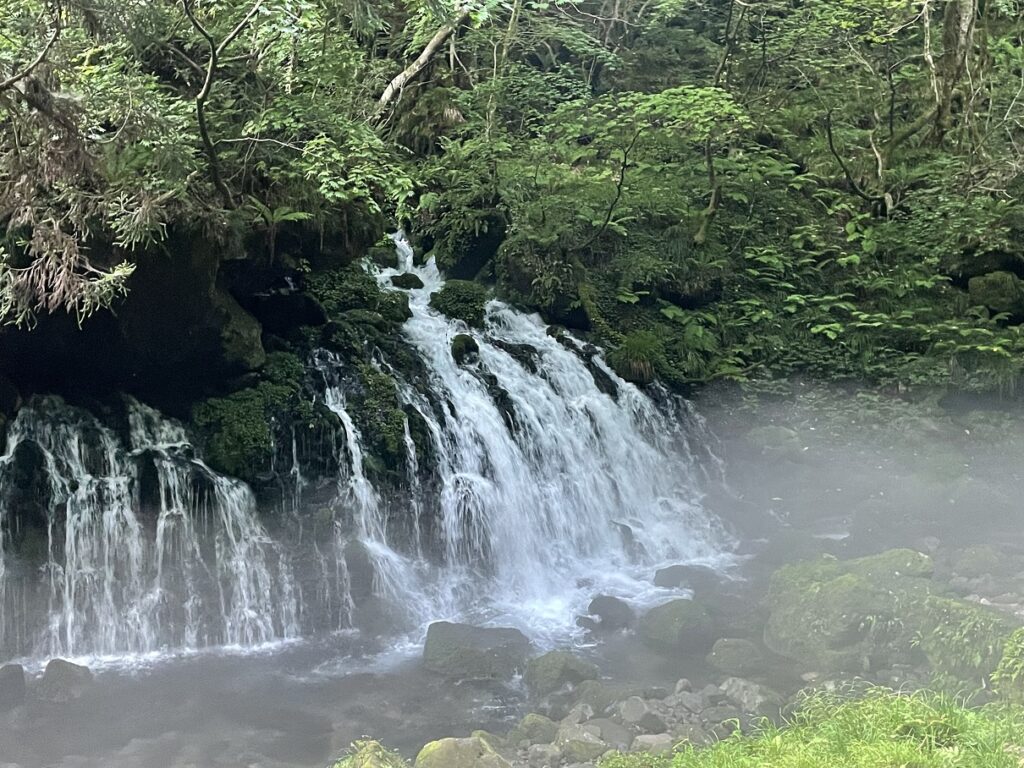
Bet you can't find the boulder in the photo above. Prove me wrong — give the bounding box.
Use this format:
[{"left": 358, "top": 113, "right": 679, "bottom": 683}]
[
  {"left": 367, "top": 246, "right": 398, "bottom": 269},
  {"left": 415, "top": 736, "right": 510, "bottom": 768},
  {"left": 720, "top": 678, "right": 783, "bottom": 715},
  {"left": 429, "top": 281, "right": 489, "bottom": 328},
  {"left": 451, "top": 334, "right": 480, "bottom": 366},
  {"left": 706, "top": 638, "right": 766, "bottom": 676},
  {"left": 555, "top": 723, "right": 607, "bottom": 763},
  {"left": 36, "top": 659, "right": 92, "bottom": 703},
  {"left": 333, "top": 740, "right": 406, "bottom": 768},
  {"left": 639, "top": 599, "right": 713, "bottom": 652},
  {"left": 631, "top": 734, "right": 674, "bottom": 755},
  {"left": 586, "top": 596, "right": 634, "bottom": 631},
  {"left": 508, "top": 713, "right": 558, "bottom": 746},
  {"left": 672, "top": 723, "right": 711, "bottom": 746},
  {"left": 391, "top": 273, "right": 425, "bottom": 290},
  {"left": 618, "top": 696, "right": 667, "bottom": 734},
  {"left": 0, "top": 665, "right": 26, "bottom": 711},
  {"left": 527, "top": 743, "right": 560, "bottom": 768},
  {"left": 583, "top": 718, "right": 633, "bottom": 750},
  {"left": 525, "top": 651, "right": 599, "bottom": 698},
  {"left": 423, "top": 622, "right": 530, "bottom": 680},
  {"left": 968, "top": 271, "right": 1024, "bottom": 317}
]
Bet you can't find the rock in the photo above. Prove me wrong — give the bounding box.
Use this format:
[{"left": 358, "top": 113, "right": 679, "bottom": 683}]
[
  {"left": 674, "top": 678, "right": 692, "bottom": 693},
  {"left": 508, "top": 713, "right": 558, "bottom": 746},
  {"left": 583, "top": 718, "right": 633, "bottom": 750},
  {"left": 639, "top": 599, "right": 713, "bottom": 652},
  {"left": 212, "top": 287, "right": 267, "bottom": 372},
  {"left": 969, "top": 271, "right": 1024, "bottom": 316},
  {"left": 561, "top": 702, "right": 595, "bottom": 725},
  {"left": 429, "top": 280, "right": 489, "bottom": 328},
  {"left": 367, "top": 246, "right": 398, "bottom": 269},
  {"left": 0, "top": 665, "right": 26, "bottom": 711},
  {"left": 451, "top": 334, "right": 481, "bottom": 366},
  {"left": 665, "top": 690, "right": 704, "bottom": 715},
  {"left": 415, "top": 736, "right": 510, "bottom": 768},
  {"left": 526, "top": 651, "right": 599, "bottom": 698},
  {"left": 700, "top": 703, "right": 743, "bottom": 725},
  {"left": 570, "top": 680, "right": 618, "bottom": 716},
  {"left": 334, "top": 740, "right": 406, "bottom": 768},
  {"left": 586, "top": 596, "right": 634, "bottom": 631},
  {"left": 672, "top": 723, "right": 711, "bottom": 746},
  {"left": 36, "top": 659, "right": 92, "bottom": 703},
  {"left": 743, "top": 425, "right": 803, "bottom": 459},
  {"left": 720, "top": 677, "right": 783, "bottom": 715},
  {"left": 423, "top": 621, "right": 530, "bottom": 680},
  {"left": 391, "top": 273, "right": 425, "bottom": 290},
  {"left": 706, "top": 638, "right": 766, "bottom": 676},
  {"left": 952, "top": 545, "right": 1009, "bottom": 578},
  {"left": 631, "top": 734, "right": 674, "bottom": 755},
  {"left": 653, "top": 564, "right": 721, "bottom": 593},
  {"left": 618, "top": 697, "right": 667, "bottom": 734},
  {"left": 555, "top": 723, "right": 607, "bottom": 763},
  {"left": 527, "top": 742, "right": 561, "bottom": 768}
]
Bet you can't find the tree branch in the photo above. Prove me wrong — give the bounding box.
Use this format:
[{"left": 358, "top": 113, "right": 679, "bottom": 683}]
[{"left": 0, "top": 10, "right": 61, "bottom": 93}]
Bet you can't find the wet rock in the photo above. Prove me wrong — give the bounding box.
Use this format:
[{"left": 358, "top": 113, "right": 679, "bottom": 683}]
[
  {"left": 618, "top": 697, "right": 667, "bottom": 734},
  {"left": 423, "top": 621, "right": 530, "bottom": 680},
  {"left": 555, "top": 723, "right": 607, "bottom": 763},
  {"left": 527, "top": 743, "right": 561, "bottom": 768},
  {"left": 36, "top": 659, "right": 92, "bottom": 703},
  {"left": 0, "top": 665, "right": 26, "bottom": 711},
  {"left": 391, "top": 273, "right": 425, "bottom": 290},
  {"left": 526, "top": 651, "right": 599, "bottom": 698},
  {"left": 639, "top": 599, "right": 713, "bottom": 652},
  {"left": 653, "top": 564, "right": 720, "bottom": 593},
  {"left": 631, "top": 734, "right": 674, "bottom": 755},
  {"left": 570, "top": 680, "right": 618, "bottom": 716},
  {"left": 674, "top": 678, "right": 692, "bottom": 693},
  {"left": 969, "top": 271, "right": 1024, "bottom": 317},
  {"left": 586, "top": 596, "right": 634, "bottom": 631},
  {"left": 367, "top": 246, "right": 398, "bottom": 269},
  {"left": 415, "top": 735, "right": 511, "bottom": 768},
  {"left": 720, "top": 677, "right": 783, "bottom": 715},
  {"left": 665, "top": 689, "right": 704, "bottom": 715},
  {"left": 561, "top": 702, "right": 595, "bottom": 725},
  {"left": 451, "top": 334, "right": 480, "bottom": 366},
  {"left": 706, "top": 638, "right": 766, "bottom": 676},
  {"left": 583, "top": 718, "right": 633, "bottom": 750},
  {"left": 508, "top": 713, "right": 558, "bottom": 746},
  {"left": 334, "top": 739, "right": 406, "bottom": 768}
]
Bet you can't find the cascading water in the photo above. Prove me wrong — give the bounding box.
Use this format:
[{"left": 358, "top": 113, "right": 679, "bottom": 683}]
[
  {"left": 0, "top": 397, "right": 298, "bottom": 661},
  {"left": 306, "top": 234, "right": 734, "bottom": 645}
]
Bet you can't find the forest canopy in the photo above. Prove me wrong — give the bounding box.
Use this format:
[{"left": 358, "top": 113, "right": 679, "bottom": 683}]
[{"left": 2, "top": 0, "right": 1023, "bottom": 391}]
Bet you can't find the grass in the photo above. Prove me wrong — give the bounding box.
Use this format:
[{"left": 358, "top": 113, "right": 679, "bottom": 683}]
[{"left": 602, "top": 687, "right": 1024, "bottom": 768}]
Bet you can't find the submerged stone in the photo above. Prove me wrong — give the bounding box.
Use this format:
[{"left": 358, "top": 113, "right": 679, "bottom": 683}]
[
  {"left": 525, "top": 650, "right": 599, "bottom": 697},
  {"left": 423, "top": 621, "right": 530, "bottom": 680},
  {"left": 36, "top": 659, "right": 92, "bottom": 703}
]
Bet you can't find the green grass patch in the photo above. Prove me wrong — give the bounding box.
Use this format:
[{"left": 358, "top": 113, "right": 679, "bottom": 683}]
[{"left": 602, "top": 687, "right": 1024, "bottom": 768}]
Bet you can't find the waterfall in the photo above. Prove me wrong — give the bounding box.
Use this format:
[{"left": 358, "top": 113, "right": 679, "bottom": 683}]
[
  {"left": 0, "top": 397, "right": 298, "bottom": 661},
  {"left": 305, "top": 234, "right": 733, "bottom": 644}
]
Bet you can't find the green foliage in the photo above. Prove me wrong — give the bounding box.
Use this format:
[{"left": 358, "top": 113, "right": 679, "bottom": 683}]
[
  {"left": 600, "top": 688, "right": 1024, "bottom": 768},
  {"left": 607, "top": 331, "right": 666, "bottom": 386},
  {"left": 428, "top": 280, "right": 489, "bottom": 327},
  {"left": 353, "top": 363, "right": 407, "bottom": 475},
  {"left": 992, "top": 629, "right": 1024, "bottom": 702}
]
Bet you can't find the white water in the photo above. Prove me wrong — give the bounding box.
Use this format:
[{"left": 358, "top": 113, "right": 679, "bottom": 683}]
[
  {"left": 0, "top": 236, "right": 732, "bottom": 663},
  {"left": 309, "top": 234, "right": 734, "bottom": 647},
  {"left": 0, "top": 398, "right": 298, "bottom": 661}
]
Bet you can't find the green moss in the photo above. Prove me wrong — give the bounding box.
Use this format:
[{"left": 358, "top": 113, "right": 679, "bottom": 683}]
[
  {"left": 332, "top": 740, "right": 406, "bottom": 768},
  {"left": 429, "top": 280, "right": 489, "bottom": 327},
  {"left": 451, "top": 334, "right": 480, "bottom": 365},
  {"left": 599, "top": 687, "right": 1024, "bottom": 768},
  {"left": 607, "top": 331, "right": 667, "bottom": 386},
  {"left": 353, "top": 364, "right": 407, "bottom": 474},
  {"left": 308, "top": 266, "right": 384, "bottom": 317},
  {"left": 920, "top": 597, "right": 1020, "bottom": 693},
  {"left": 191, "top": 351, "right": 312, "bottom": 481}
]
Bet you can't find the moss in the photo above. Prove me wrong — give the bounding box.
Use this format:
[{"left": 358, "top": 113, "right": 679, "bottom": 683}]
[
  {"left": 524, "top": 650, "right": 599, "bottom": 697},
  {"left": 191, "top": 351, "right": 312, "bottom": 481},
  {"left": 332, "top": 740, "right": 406, "bottom": 768},
  {"left": 607, "top": 331, "right": 667, "bottom": 386},
  {"left": 639, "top": 598, "right": 713, "bottom": 651},
  {"left": 921, "top": 596, "right": 1020, "bottom": 693},
  {"left": 353, "top": 364, "right": 408, "bottom": 474},
  {"left": 429, "top": 280, "right": 489, "bottom": 327},
  {"left": 968, "top": 271, "right": 1024, "bottom": 316},
  {"left": 451, "top": 334, "right": 479, "bottom": 366}
]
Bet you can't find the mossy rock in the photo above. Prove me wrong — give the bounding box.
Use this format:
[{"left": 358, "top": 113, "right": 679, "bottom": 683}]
[
  {"left": 451, "top": 334, "right": 480, "bottom": 366},
  {"left": 968, "top": 270, "right": 1024, "bottom": 316},
  {"left": 429, "top": 280, "right": 489, "bottom": 327},
  {"left": 423, "top": 622, "right": 530, "bottom": 680},
  {"left": 414, "top": 736, "right": 510, "bottom": 768},
  {"left": 507, "top": 713, "right": 558, "bottom": 746},
  {"left": 333, "top": 740, "right": 407, "bottom": 768},
  {"left": 764, "top": 550, "right": 935, "bottom": 674},
  {"left": 367, "top": 246, "right": 398, "bottom": 269},
  {"left": 639, "top": 599, "right": 713, "bottom": 652},
  {"left": 706, "top": 638, "right": 766, "bottom": 677},
  {"left": 391, "top": 273, "right": 425, "bottom": 290},
  {"left": 525, "top": 650, "right": 599, "bottom": 698}
]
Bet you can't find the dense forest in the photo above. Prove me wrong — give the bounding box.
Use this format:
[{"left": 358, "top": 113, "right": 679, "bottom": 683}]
[{"left": 2, "top": 0, "right": 1023, "bottom": 403}]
